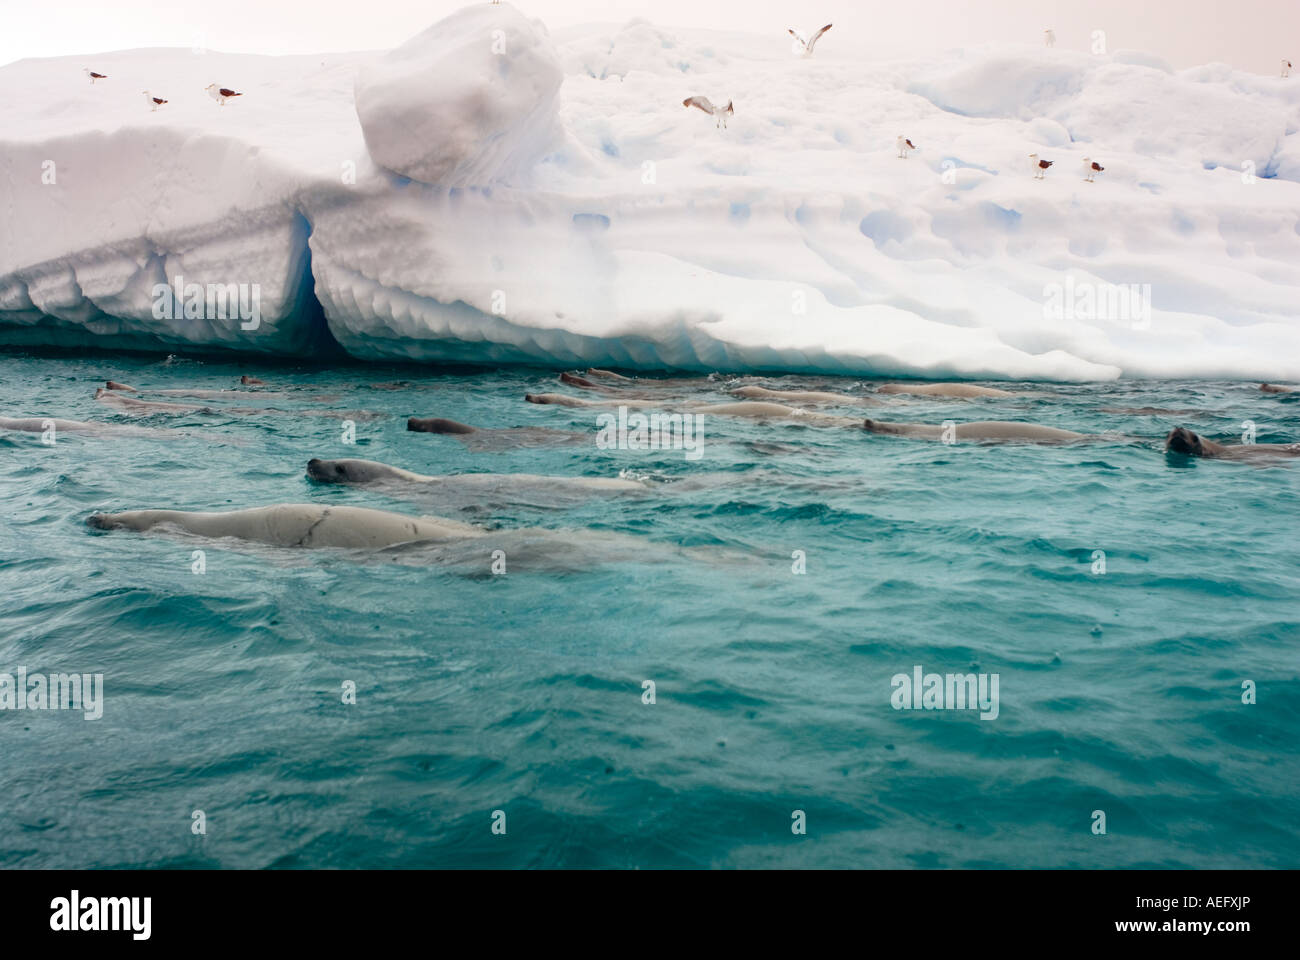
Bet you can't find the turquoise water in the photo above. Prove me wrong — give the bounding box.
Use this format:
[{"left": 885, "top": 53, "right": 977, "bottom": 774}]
[{"left": 1, "top": 349, "right": 1297, "bottom": 868}]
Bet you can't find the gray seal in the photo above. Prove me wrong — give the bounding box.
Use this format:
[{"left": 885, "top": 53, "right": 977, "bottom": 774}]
[
  {"left": 863, "top": 418, "right": 1088, "bottom": 442},
  {"left": 407, "top": 417, "right": 477, "bottom": 434},
  {"left": 87, "top": 504, "right": 483, "bottom": 548},
  {"left": 1165, "top": 426, "right": 1300, "bottom": 460}
]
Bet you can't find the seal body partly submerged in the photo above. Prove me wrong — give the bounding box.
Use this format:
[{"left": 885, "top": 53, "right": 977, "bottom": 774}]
[
  {"left": 730, "top": 385, "right": 880, "bottom": 405},
  {"left": 407, "top": 417, "right": 477, "bottom": 434},
  {"left": 306, "top": 457, "right": 646, "bottom": 492},
  {"left": 876, "top": 383, "right": 1016, "bottom": 399},
  {"left": 307, "top": 458, "right": 430, "bottom": 484},
  {"left": 1165, "top": 426, "right": 1300, "bottom": 460},
  {"left": 863, "top": 418, "right": 1087, "bottom": 442},
  {"left": 522, "top": 393, "right": 859, "bottom": 425},
  {"left": 88, "top": 504, "right": 482, "bottom": 549}
]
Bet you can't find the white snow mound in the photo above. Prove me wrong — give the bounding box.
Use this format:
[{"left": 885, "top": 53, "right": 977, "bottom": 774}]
[{"left": 353, "top": 4, "right": 562, "bottom": 186}]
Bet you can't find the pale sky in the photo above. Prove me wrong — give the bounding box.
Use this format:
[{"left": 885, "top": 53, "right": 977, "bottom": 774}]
[{"left": 1, "top": 0, "right": 1296, "bottom": 72}]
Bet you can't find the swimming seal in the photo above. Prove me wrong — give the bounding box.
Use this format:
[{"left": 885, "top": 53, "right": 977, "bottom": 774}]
[
  {"left": 523, "top": 393, "right": 862, "bottom": 426},
  {"left": 87, "top": 504, "right": 484, "bottom": 549},
  {"left": 876, "top": 383, "right": 1016, "bottom": 398},
  {"left": 863, "top": 418, "right": 1089, "bottom": 442},
  {"left": 731, "top": 385, "right": 881, "bottom": 405},
  {"left": 308, "top": 458, "right": 431, "bottom": 484},
  {"left": 1165, "top": 426, "right": 1300, "bottom": 460},
  {"left": 0, "top": 416, "right": 173, "bottom": 437},
  {"left": 406, "top": 416, "right": 586, "bottom": 449},
  {"left": 407, "top": 417, "right": 477, "bottom": 434},
  {"left": 94, "top": 389, "right": 208, "bottom": 414},
  {"left": 559, "top": 372, "right": 610, "bottom": 390},
  {"left": 306, "top": 457, "right": 646, "bottom": 491}
]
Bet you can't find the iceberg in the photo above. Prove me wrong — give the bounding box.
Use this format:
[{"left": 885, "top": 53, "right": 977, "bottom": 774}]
[{"left": 2, "top": 3, "right": 1300, "bottom": 380}]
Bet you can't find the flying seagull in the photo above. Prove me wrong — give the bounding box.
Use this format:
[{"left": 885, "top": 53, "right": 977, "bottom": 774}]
[
  {"left": 897, "top": 136, "right": 917, "bottom": 159},
  {"left": 142, "top": 91, "right": 168, "bottom": 111},
  {"left": 1044, "top": 29, "right": 1056, "bottom": 48},
  {"left": 85, "top": 69, "right": 108, "bottom": 83},
  {"left": 789, "top": 24, "right": 833, "bottom": 57},
  {"left": 205, "top": 83, "right": 242, "bottom": 106},
  {"left": 1029, "top": 153, "right": 1053, "bottom": 179},
  {"left": 683, "top": 96, "right": 733, "bottom": 129},
  {"left": 1284, "top": 60, "right": 1293, "bottom": 78},
  {"left": 1081, "top": 157, "right": 1104, "bottom": 182}
]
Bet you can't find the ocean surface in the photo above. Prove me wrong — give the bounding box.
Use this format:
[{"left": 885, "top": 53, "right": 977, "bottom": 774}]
[{"left": 1, "top": 348, "right": 1297, "bottom": 869}]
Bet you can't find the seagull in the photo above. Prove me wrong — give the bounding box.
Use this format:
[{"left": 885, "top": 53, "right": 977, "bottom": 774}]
[
  {"left": 205, "top": 83, "right": 242, "bottom": 106},
  {"left": 1081, "top": 157, "right": 1104, "bottom": 182},
  {"left": 1284, "top": 60, "right": 1293, "bottom": 78},
  {"left": 683, "top": 96, "right": 733, "bottom": 129},
  {"left": 1029, "top": 153, "right": 1053, "bottom": 179},
  {"left": 897, "top": 135, "right": 917, "bottom": 159},
  {"left": 142, "top": 91, "right": 168, "bottom": 111},
  {"left": 1044, "top": 29, "right": 1056, "bottom": 48},
  {"left": 85, "top": 69, "right": 108, "bottom": 83},
  {"left": 789, "top": 24, "right": 833, "bottom": 57}
]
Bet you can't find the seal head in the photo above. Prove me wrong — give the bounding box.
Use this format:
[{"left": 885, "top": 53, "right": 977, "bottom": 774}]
[
  {"left": 1165, "top": 426, "right": 1205, "bottom": 456},
  {"left": 307, "top": 458, "right": 350, "bottom": 483}
]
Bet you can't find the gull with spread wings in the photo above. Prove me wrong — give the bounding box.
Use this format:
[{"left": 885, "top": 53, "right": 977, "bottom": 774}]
[
  {"left": 683, "top": 96, "right": 734, "bottom": 129},
  {"left": 789, "top": 24, "right": 832, "bottom": 57}
]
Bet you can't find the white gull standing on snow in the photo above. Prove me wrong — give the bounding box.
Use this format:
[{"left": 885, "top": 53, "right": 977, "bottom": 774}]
[
  {"left": 1044, "top": 29, "right": 1056, "bottom": 47},
  {"left": 897, "top": 136, "right": 916, "bottom": 158},
  {"left": 205, "top": 83, "right": 242, "bottom": 105},
  {"left": 84, "top": 69, "right": 107, "bottom": 83},
  {"left": 789, "top": 24, "right": 833, "bottom": 57},
  {"left": 1284, "top": 60, "right": 1293, "bottom": 78},
  {"left": 1081, "top": 157, "right": 1104, "bottom": 182},
  {"left": 1029, "top": 153, "right": 1054, "bottom": 178}
]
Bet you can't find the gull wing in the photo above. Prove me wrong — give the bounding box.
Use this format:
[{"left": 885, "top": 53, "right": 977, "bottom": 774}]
[{"left": 806, "top": 24, "right": 833, "bottom": 52}]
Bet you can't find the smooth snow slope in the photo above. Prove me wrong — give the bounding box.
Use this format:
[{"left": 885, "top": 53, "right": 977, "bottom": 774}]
[{"left": 3, "top": 4, "right": 1300, "bottom": 380}]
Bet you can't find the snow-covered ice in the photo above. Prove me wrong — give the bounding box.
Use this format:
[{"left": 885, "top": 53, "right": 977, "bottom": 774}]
[
  {"left": 2, "top": 3, "right": 1300, "bottom": 380},
  {"left": 355, "top": 4, "right": 562, "bottom": 187}
]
